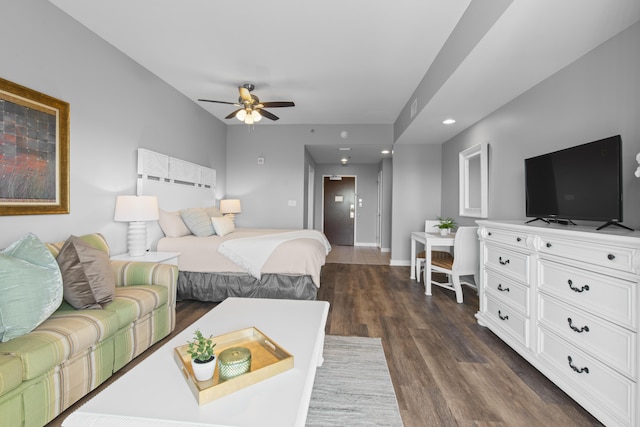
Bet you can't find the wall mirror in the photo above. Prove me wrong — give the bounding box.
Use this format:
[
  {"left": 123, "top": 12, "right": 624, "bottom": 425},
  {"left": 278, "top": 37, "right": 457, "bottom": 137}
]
[{"left": 459, "top": 143, "right": 488, "bottom": 218}]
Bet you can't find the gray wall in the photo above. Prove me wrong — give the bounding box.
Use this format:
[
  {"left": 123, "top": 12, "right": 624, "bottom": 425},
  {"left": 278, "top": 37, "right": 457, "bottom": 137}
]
[
  {"left": 390, "top": 144, "right": 442, "bottom": 264},
  {"left": 379, "top": 157, "right": 393, "bottom": 251},
  {"left": 440, "top": 20, "right": 640, "bottom": 230},
  {"left": 226, "top": 124, "right": 393, "bottom": 234},
  {"left": 0, "top": 0, "right": 226, "bottom": 253},
  {"left": 313, "top": 163, "right": 379, "bottom": 245}
]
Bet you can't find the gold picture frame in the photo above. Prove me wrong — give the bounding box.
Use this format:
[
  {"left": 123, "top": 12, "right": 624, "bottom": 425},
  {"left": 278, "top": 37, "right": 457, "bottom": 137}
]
[{"left": 0, "top": 77, "right": 69, "bottom": 215}]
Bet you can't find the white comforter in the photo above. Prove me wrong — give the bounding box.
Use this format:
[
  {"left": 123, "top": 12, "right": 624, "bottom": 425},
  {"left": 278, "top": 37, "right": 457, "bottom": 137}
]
[
  {"left": 218, "top": 230, "right": 331, "bottom": 281},
  {"left": 157, "top": 228, "right": 331, "bottom": 287}
]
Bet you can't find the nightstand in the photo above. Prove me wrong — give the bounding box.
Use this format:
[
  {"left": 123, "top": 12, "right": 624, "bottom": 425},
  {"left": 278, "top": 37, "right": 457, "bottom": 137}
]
[{"left": 111, "top": 251, "right": 181, "bottom": 266}]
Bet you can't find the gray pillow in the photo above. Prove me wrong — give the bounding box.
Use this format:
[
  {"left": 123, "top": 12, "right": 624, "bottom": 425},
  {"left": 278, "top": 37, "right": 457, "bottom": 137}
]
[
  {"left": 56, "top": 235, "right": 116, "bottom": 309},
  {"left": 180, "top": 208, "right": 215, "bottom": 237},
  {"left": 0, "top": 233, "right": 63, "bottom": 342}
]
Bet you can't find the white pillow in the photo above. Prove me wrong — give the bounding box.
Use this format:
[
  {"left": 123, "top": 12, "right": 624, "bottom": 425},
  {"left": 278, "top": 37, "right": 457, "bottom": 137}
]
[
  {"left": 211, "top": 216, "right": 235, "bottom": 237},
  {"left": 158, "top": 210, "right": 192, "bottom": 237}
]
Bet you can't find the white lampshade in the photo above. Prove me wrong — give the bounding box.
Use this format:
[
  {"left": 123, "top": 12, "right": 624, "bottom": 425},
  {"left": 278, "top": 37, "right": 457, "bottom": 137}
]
[
  {"left": 220, "top": 199, "right": 241, "bottom": 214},
  {"left": 114, "top": 196, "right": 159, "bottom": 222},
  {"left": 114, "top": 195, "right": 159, "bottom": 257}
]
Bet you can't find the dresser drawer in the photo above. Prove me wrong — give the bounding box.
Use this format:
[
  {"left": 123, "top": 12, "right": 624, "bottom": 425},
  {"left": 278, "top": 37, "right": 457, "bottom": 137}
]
[
  {"left": 485, "top": 270, "right": 529, "bottom": 315},
  {"left": 484, "top": 227, "right": 530, "bottom": 250},
  {"left": 538, "top": 235, "right": 635, "bottom": 273},
  {"left": 539, "top": 260, "right": 636, "bottom": 329},
  {"left": 538, "top": 328, "right": 634, "bottom": 426},
  {"left": 539, "top": 294, "right": 636, "bottom": 379},
  {"left": 483, "top": 245, "right": 530, "bottom": 283},
  {"left": 484, "top": 295, "right": 529, "bottom": 347}
]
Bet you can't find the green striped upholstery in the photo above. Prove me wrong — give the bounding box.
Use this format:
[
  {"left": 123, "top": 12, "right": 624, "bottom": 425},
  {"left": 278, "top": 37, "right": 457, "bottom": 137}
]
[
  {"left": 0, "top": 355, "right": 22, "bottom": 396},
  {"left": 45, "top": 233, "right": 110, "bottom": 257},
  {"left": 0, "top": 233, "right": 177, "bottom": 427},
  {"left": 0, "top": 308, "right": 120, "bottom": 381}
]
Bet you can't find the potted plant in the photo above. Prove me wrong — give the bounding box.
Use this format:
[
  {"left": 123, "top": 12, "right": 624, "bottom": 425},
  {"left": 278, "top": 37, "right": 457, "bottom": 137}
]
[
  {"left": 435, "top": 217, "right": 457, "bottom": 235},
  {"left": 186, "top": 329, "right": 217, "bottom": 381}
]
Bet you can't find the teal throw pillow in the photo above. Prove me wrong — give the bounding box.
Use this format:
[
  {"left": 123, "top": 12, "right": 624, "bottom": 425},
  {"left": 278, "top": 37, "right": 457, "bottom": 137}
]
[{"left": 0, "top": 233, "right": 63, "bottom": 342}]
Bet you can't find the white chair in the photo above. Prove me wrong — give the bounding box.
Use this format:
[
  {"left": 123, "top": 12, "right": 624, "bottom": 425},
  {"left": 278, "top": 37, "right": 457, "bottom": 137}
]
[
  {"left": 429, "top": 226, "right": 479, "bottom": 303},
  {"left": 415, "top": 220, "right": 450, "bottom": 282}
]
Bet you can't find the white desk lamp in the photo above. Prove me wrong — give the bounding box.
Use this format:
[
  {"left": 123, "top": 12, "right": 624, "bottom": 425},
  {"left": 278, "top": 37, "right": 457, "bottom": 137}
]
[
  {"left": 220, "top": 199, "right": 241, "bottom": 225},
  {"left": 114, "top": 195, "right": 159, "bottom": 256}
]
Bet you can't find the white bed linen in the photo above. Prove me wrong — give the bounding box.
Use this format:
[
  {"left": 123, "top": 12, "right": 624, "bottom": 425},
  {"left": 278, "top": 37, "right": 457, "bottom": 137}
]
[{"left": 157, "top": 228, "right": 329, "bottom": 287}]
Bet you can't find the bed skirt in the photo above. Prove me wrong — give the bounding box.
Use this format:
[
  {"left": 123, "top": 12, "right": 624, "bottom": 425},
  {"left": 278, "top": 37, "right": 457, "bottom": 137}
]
[{"left": 177, "top": 271, "right": 318, "bottom": 302}]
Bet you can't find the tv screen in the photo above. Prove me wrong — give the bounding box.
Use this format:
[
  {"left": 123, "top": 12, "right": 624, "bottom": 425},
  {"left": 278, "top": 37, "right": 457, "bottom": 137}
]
[{"left": 525, "top": 135, "right": 622, "bottom": 224}]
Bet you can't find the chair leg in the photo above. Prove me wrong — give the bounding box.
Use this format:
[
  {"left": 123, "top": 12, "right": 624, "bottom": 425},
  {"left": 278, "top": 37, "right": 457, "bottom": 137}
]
[
  {"left": 416, "top": 259, "right": 423, "bottom": 283},
  {"left": 452, "top": 275, "right": 464, "bottom": 304}
]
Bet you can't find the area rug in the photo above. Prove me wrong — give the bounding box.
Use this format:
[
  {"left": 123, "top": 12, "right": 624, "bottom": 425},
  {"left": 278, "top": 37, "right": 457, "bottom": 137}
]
[{"left": 306, "top": 335, "right": 404, "bottom": 426}]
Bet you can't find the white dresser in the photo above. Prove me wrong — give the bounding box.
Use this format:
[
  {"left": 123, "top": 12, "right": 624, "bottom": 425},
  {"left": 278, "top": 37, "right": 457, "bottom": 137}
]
[{"left": 476, "top": 220, "right": 639, "bottom": 427}]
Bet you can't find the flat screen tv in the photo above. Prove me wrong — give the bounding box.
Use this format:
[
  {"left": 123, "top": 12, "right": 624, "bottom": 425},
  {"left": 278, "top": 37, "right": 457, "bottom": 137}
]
[{"left": 524, "top": 135, "right": 629, "bottom": 231}]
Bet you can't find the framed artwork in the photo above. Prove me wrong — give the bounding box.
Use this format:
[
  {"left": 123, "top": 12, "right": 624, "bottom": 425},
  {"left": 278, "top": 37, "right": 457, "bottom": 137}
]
[{"left": 0, "top": 77, "right": 69, "bottom": 215}]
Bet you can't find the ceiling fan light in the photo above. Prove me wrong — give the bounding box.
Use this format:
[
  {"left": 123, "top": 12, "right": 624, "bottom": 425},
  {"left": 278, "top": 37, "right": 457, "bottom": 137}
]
[
  {"left": 236, "top": 109, "right": 246, "bottom": 121},
  {"left": 244, "top": 112, "right": 254, "bottom": 125},
  {"left": 252, "top": 110, "right": 262, "bottom": 122}
]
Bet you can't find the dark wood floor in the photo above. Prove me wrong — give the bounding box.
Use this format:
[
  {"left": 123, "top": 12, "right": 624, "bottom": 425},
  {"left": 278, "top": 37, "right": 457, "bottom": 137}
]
[{"left": 48, "top": 255, "right": 604, "bottom": 427}]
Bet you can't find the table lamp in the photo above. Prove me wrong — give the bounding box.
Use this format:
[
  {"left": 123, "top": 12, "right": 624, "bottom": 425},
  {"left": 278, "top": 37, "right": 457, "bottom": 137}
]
[
  {"left": 114, "top": 195, "right": 159, "bottom": 256},
  {"left": 220, "top": 199, "right": 241, "bottom": 225}
]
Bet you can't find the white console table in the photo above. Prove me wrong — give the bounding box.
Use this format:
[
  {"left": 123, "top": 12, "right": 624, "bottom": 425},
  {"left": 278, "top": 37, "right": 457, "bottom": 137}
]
[{"left": 476, "top": 220, "right": 639, "bottom": 427}]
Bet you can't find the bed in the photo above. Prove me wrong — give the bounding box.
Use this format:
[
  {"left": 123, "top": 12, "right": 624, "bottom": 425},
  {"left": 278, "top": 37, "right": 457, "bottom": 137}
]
[{"left": 136, "top": 149, "right": 331, "bottom": 302}]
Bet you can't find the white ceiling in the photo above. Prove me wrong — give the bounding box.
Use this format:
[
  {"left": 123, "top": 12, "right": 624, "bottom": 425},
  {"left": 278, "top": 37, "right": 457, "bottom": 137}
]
[{"left": 49, "top": 0, "right": 640, "bottom": 164}]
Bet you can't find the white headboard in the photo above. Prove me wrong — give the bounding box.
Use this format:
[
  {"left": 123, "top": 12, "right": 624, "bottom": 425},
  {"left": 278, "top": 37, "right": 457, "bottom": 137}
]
[{"left": 136, "top": 148, "right": 216, "bottom": 248}]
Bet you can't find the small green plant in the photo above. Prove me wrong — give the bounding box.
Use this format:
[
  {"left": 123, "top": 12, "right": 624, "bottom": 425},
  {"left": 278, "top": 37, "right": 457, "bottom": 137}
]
[
  {"left": 186, "top": 329, "right": 217, "bottom": 363},
  {"left": 435, "top": 217, "right": 457, "bottom": 230}
]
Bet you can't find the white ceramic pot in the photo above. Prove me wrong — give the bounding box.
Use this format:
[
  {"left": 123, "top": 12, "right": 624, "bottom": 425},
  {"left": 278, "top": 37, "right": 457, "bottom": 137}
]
[
  {"left": 191, "top": 356, "right": 216, "bottom": 381},
  {"left": 440, "top": 228, "right": 449, "bottom": 236}
]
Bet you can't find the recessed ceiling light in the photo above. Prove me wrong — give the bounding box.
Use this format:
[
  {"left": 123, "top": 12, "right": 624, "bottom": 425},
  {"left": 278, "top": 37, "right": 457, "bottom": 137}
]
[
  {"left": 381, "top": 149, "right": 390, "bottom": 154},
  {"left": 339, "top": 147, "right": 351, "bottom": 151},
  {"left": 443, "top": 118, "right": 456, "bottom": 125}
]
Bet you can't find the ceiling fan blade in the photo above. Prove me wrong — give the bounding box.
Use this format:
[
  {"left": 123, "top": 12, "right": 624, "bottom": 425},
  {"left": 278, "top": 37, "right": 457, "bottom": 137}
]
[
  {"left": 260, "top": 101, "right": 295, "bottom": 108},
  {"left": 239, "top": 86, "right": 252, "bottom": 103},
  {"left": 258, "top": 109, "right": 279, "bottom": 121},
  {"left": 225, "top": 109, "right": 242, "bottom": 119},
  {"left": 198, "top": 99, "right": 238, "bottom": 106}
]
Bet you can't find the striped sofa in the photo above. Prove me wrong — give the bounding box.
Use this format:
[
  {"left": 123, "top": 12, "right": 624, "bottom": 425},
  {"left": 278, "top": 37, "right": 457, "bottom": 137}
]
[{"left": 0, "top": 234, "right": 178, "bottom": 427}]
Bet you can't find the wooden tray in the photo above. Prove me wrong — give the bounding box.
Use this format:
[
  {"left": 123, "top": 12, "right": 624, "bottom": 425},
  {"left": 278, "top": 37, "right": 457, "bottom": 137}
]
[{"left": 174, "top": 326, "right": 294, "bottom": 405}]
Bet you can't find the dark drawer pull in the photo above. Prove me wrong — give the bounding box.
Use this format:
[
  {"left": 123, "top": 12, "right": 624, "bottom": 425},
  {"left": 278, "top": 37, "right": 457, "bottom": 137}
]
[
  {"left": 498, "top": 310, "right": 509, "bottom": 321},
  {"left": 568, "top": 279, "right": 589, "bottom": 293},
  {"left": 516, "top": 237, "right": 521, "bottom": 242},
  {"left": 567, "top": 318, "right": 589, "bottom": 333},
  {"left": 567, "top": 356, "right": 589, "bottom": 374},
  {"left": 497, "top": 284, "right": 510, "bottom": 292},
  {"left": 488, "top": 232, "right": 492, "bottom": 236},
  {"left": 498, "top": 257, "right": 510, "bottom": 265},
  {"left": 546, "top": 242, "right": 552, "bottom": 248},
  {"left": 607, "top": 254, "right": 615, "bottom": 261}
]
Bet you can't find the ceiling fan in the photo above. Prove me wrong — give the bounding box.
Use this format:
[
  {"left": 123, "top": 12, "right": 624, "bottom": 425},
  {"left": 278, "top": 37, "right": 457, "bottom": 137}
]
[{"left": 198, "top": 83, "right": 295, "bottom": 124}]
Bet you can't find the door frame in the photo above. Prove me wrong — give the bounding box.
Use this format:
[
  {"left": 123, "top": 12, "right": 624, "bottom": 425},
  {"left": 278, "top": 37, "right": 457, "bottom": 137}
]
[
  {"left": 321, "top": 174, "right": 357, "bottom": 245},
  {"left": 307, "top": 164, "right": 315, "bottom": 229}
]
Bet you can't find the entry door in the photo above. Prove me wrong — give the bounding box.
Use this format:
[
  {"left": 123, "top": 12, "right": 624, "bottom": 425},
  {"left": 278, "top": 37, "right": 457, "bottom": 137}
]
[{"left": 323, "top": 176, "right": 355, "bottom": 246}]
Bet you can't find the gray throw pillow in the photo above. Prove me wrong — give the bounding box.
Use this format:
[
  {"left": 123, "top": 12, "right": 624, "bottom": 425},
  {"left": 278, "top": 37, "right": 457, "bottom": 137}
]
[{"left": 56, "top": 235, "right": 116, "bottom": 309}]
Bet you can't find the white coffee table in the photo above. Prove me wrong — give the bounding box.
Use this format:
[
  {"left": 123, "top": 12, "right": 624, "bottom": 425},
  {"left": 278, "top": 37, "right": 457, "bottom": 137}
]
[{"left": 62, "top": 297, "right": 330, "bottom": 427}]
